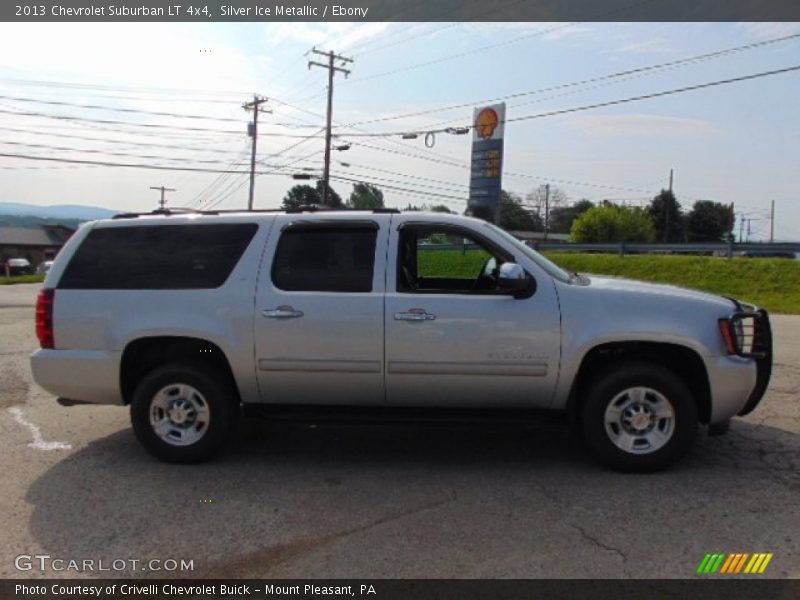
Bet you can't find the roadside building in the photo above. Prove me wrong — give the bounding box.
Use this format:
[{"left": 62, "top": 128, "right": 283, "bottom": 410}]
[{"left": 0, "top": 225, "right": 75, "bottom": 265}]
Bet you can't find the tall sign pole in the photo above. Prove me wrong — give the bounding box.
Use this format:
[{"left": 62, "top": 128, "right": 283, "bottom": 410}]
[{"left": 468, "top": 103, "right": 506, "bottom": 223}]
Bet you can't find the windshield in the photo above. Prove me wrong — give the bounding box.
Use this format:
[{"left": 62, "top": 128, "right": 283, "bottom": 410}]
[{"left": 483, "top": 222, "right": 572, "bottom": 283}]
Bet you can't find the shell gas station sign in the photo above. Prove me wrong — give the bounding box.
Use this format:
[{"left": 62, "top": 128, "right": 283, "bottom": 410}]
[{"left": 468, "top": 103, "right": 505, "bottom": 220}]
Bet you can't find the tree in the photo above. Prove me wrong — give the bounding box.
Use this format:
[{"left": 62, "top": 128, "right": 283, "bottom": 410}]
[
  {"left": 401, "top": 203, "right": 451, "bottom": 212},
  {"left": 571, "top": 204, "right": 656, "bottom": 243},
  {"left": 549, "top": 199, "right": 594, "bottom": 234},
  {"left": 315, "top": 180, "right": 343, "bottom": 208},
  {"left": 498, "top": 191, "right": 543, "bottom": 232},
  {"left": 281, "top": 184, "right": 320, "bottom": 210},
  {"left": 648, "top": 190, "right": 684, "bottom": 242},
  {"left": 525, "top": 185, "right": 568, "bottom": 232},
  {"left": 686, "top": 200, "right": 733, "bottom": 242},
  {"left": 347, "top": 182, "right": 384, "bottom": 209}
]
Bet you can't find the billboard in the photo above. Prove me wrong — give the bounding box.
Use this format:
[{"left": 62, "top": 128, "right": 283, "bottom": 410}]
[{"left": 468, "top": 103, "right": 505, "bottom": 221}]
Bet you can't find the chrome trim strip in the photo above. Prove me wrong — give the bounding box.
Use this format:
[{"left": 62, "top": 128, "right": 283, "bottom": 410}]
[
  {"left": 388, "top": 361, "right": 547, "bottom": 376},
  {"left": 259, "top": 358, "right": 382, "bottom": 373}
]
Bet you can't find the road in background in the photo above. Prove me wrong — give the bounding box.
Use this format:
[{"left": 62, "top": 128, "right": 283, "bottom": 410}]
[{"left": 0, "top": 283, "right": 797, "bottom": 578}]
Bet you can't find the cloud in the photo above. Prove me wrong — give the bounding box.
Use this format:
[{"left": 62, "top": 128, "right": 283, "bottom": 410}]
[
  {"left": 569, "top": 114, "right": 719, "bottom": 138},
  {"left": 611, "top": 37, "right": 674, "bottom": 55},
  {"left": 738, "top": 22, "right": 800, "bottom": 41},
  {"left": 464, "top": 22, "right": 590, "bottom": 42},
  {"left": 264, "top": 22, "right": 391, "bottom": 51},
  {"left": 0, "top": 23, "right": 256, "bottom": 95}
]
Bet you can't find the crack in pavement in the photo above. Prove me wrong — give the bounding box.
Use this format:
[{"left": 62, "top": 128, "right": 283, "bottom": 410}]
[{"left": 570, "top": 524, "right": 628, "bottom": 566}]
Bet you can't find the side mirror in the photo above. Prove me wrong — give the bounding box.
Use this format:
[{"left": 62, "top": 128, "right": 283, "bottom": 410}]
[{"left": 497, "top": 262, "right": 534, "bottom": 298}]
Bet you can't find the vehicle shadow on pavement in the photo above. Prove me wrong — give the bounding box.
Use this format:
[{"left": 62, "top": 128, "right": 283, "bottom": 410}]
[{"left": 23, "top": 418, "right": 800, "bottom": 578}]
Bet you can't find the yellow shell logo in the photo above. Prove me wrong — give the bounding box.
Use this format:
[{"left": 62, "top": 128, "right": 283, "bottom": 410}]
[{"left": 475, "top": 108, "right": 499, "bottom": 139}]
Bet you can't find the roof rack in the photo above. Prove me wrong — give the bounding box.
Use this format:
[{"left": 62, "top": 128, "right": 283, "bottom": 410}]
[{"left": 112, "top": 206, "right": 401, "bottom": 219}]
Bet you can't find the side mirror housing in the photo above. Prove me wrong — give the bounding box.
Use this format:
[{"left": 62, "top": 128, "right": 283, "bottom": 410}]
[{"left": 497, "top": 262, "right": 535, "bottom": 298}]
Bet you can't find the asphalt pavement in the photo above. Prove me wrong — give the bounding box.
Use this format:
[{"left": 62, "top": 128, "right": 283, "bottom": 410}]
[{"left": 1, "top": 283, "right": 798, "bottom": 579}]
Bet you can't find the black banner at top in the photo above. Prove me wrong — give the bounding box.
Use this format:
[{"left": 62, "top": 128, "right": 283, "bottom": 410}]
[{"left": 3, "top": 0, "right": 800, "bottom": 22}]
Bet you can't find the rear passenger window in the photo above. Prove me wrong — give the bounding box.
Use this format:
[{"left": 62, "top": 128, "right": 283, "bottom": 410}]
[
  {"left": 59, "top": 224, "right": 258, "bottom": 290},
  {"left": 272, "top": 225, "right": 377, "bottom": 293}
]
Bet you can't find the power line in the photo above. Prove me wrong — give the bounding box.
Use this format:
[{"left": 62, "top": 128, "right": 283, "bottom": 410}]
[
  {"left": 0, "top": 76, "right": 250, "bottom": 97},
  {"left": 0, "top": 139, "right": 263, "bottom": 165},
  {"left": 331, "top": 64, "right": 800, "bottom": 138},
  {"left": 0, "top": 152, "right": 304, "bottom": 175},
  {"left": 0, "top": 107, "right": 326, "bottom": 137},
  {"left": 341, "top": 32, "right": 800, "bottom": 128}
]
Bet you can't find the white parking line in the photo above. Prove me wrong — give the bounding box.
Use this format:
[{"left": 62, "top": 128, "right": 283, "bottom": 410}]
[{"left": 7, "top": 407, "right": 72, "bottom": 451}]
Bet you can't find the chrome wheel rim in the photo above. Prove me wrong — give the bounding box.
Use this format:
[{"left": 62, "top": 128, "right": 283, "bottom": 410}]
[
  {"left": 149, "top": 383, "right": 210, "bottom": 446},
  {"left": 604, "top": 387, "right": 675, "bottom": 455}
]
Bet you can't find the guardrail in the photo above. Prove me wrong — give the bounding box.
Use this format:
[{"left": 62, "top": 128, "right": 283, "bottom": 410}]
[
  {"left": 418, "top": 240, "right": 800, "bottom": 257},
  {"left": 527, "top": 241, "right": 800, "bottom": 257}
]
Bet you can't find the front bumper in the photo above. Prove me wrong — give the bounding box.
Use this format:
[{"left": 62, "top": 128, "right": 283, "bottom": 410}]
[{"left": 737, "top": 309, "right": 773, "bottom": 416}]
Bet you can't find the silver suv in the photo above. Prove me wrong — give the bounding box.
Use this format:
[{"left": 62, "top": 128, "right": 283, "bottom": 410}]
[{"left": 30, "top": 209, "right": 772, "bottom": 471}]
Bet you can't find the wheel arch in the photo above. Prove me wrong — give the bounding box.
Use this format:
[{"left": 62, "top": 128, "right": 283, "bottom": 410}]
[
  {"left": 120, "top": 336, "right": 240, "bottom": 405},
  {"left": 566, "top": 341, "right": 712, "bottom": 428}
]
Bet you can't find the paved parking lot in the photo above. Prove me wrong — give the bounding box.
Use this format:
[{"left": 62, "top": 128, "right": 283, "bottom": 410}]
[{"left": 1, "top": 283, "right": 798, "bottom": 579}]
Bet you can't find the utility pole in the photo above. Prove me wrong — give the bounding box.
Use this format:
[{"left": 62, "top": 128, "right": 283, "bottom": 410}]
[
  {"left": 150, "top": 186, "right": 176, "bottom": 210},
  {"left": 738, "top": 214, "right": 745, "bottom": 243},
  {"left": 769, "top": 200, "right": 775, "bottom": 243},
  {"left": 308, "top": 47, "right": 352, "bottom": 206},
  {"left": 243, "top": 95, "right": 270, "bottom": 211},
  {"left": 543, "top": 184, "right": 550, "bottom": 241},
  {"left": 663, "top": 168, "right": 674, "bottom": 243}
]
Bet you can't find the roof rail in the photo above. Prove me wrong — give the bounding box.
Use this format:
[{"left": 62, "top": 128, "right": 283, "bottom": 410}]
[{"left": 111, "top": 206, "right": 402, "bottom": 219}]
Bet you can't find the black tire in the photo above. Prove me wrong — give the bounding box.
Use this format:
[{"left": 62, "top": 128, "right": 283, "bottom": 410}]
[
  {"left": 581, "top": 362, "right": 698, "bottom": 472},
  {"left": 130, "top": 362, "right": 239, "bottom": 464}
]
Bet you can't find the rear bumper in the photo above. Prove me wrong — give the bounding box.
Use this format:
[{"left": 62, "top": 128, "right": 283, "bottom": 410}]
[{"left": 30, "top": 348, "right": 123, "bottom": 405}]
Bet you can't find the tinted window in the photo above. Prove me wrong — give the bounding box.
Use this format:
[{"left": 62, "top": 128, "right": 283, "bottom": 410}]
[
  {"left": 272, "top": 226, "right": 377, "bottom": 292},
  {"left": 59, "top": 223, "right": 258, "bottom": 290}
]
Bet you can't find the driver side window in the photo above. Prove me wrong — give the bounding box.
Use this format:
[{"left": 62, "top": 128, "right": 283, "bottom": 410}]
[{"left": 398, "top": 225, "right": 507, "bottom": 294}]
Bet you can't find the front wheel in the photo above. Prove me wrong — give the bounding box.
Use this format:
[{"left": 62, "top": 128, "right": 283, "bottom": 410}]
[
  {"left": 130, "top": 362, "right": 239, "bottom": 464},
  {"left": 581, "top": 362, "right": 698, "bottom": 472}
]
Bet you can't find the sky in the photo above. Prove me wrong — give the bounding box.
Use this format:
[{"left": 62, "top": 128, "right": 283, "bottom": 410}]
[{"left": 0, "top": 21, "right": 799, "bottom": 240}]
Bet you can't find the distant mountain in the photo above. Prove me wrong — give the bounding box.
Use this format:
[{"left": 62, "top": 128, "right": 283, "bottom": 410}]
[{"left": 0, "top": 202, "right": 119, "bottom": 221}]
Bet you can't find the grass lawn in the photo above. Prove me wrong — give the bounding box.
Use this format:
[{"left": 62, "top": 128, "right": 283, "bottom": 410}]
[
  {"left": 545, "top": 253, "right": 800, "bottom": 314},
  {"left": 0, "top": 274, "right": 46, "bottom": 285},
  {"left": 418, "top": 248, "right": 800, "bottom": 314}
]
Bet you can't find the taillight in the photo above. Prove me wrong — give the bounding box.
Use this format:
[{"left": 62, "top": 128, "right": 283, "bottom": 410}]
[{"left": 35, "top": 288, "right": 55, "bottom": 349}]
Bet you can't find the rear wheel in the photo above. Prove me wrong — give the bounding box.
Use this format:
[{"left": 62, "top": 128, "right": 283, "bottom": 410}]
[
  {"left": 130, "top": 362, "right": 239, "bottom": 463},
  {"left": 581, "top": 362, "right": 697, "bottom": 472}
]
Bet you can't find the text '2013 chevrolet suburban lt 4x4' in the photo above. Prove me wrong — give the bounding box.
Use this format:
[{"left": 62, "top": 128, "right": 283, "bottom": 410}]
[{"left": 30, "top": 209, "right": 772, "bottom": 471}]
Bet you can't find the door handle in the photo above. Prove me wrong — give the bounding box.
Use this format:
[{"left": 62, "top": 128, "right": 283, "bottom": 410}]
[
  {"left": 394, "top": 308, "right": 436, "bottom": 321},
  {"left": 262, "top": 305, "right": 304, "bottom": 319}
]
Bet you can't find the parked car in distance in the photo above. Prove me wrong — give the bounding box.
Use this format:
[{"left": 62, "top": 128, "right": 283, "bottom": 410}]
[
  {"left": 30, "top": 208, "right": 772, "bottom": 471},
  {"left": 36, "top": 260, "right": 54, "bottom": 275},
  {"left": 5, "top": 258, "right": 34, "bottom": 276}
]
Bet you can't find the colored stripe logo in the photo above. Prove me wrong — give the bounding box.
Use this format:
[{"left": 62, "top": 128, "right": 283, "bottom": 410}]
[{"left": 697, "top": 553, "right": 773, "bottom": 574}]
